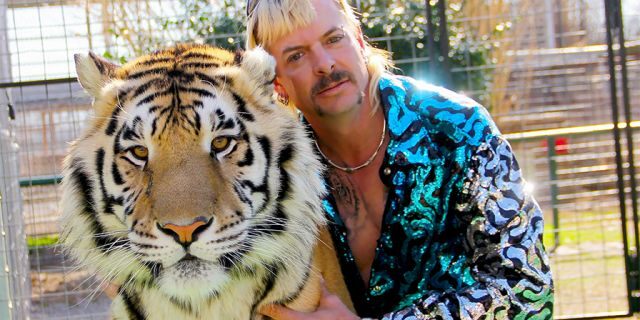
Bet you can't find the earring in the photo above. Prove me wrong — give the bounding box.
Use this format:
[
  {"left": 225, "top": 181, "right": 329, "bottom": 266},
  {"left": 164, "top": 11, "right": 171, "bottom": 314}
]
[{"left": 277, "top": 93, "right": 289, "bottom": 105}]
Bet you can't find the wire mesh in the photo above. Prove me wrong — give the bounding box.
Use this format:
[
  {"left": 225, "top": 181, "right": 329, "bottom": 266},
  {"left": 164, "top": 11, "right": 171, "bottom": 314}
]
[{"left": 0, "top": 0, "right": 639, "bottom": 319}]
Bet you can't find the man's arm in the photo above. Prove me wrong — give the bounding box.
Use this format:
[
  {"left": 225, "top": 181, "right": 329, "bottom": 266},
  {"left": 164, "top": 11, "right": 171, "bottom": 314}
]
[{"left": 382, "top": 134, "right": 554, "bottom": 320}]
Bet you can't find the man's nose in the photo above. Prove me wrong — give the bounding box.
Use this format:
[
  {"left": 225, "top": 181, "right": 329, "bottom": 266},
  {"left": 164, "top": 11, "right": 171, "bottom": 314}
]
[{"left": 311, "top": 46, "right": 335, "bottom": 75}]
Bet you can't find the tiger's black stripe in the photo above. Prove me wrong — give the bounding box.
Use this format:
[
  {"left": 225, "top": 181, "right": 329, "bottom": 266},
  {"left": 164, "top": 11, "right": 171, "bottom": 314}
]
[
  {"left": 214, "top": 109, "right": 226, "bottom": 123},
  {"left": 276, "top": 144, "right": 294, "bottom": 202},
  {"left": 106, "top": 105, "right": 122, "bottom": 136},
  {"left": 122, "top": 125, "right": 141, "bottom": 141},
  {"left": 282, "top": 264, "right": 312, "bottom": 304},
  {"left": 96, "top": 148, "right": 117, "bottom": 215},
  {"left": 127, "top": 67, "right": 171, "bottom": 80},
  {"left": 216, "top": 118, "right": 236, "bottom": 131},
  {"left": 256, "top": 136, "right": 271, "bottom": 211},
  {"left": 130, "top": 79, "right": 162, "bottom": 102},
  {"left": 137, "top": 57, "right": 174, "bottom": 66},
  {"left": 111, "top": 162, "right": 124, "bottom": 186},
  {"left": 232, "top": 92, "right": 254, "bottom": 122},
  {"left": 233, "top": 184, "right": 252, "bottom": 207},
  {"left": 168, "top": 298, "right": 195, "bottom": 316},
  {"left": 271, "top": 205, "right": 287, "bottom": 234},
  {"left": 96, "top": 148, "right": 113, "bottom": 214},
  {"left": 237, "top": 146, "right": 254, "bottom": 167},
  {"left": 69, "top": 158, "right": 119, "bottom": 251},
  {"left": 136, "top": 87, "right": 173, "bottom": 107},
  {"left": 156, "top": 82, "right": 182, "bottom": 137},
  {"left": 180, "top": 52, "right": 219, "bottom": 61},
  {"left": 193, "top": 112, "right": 201, "bottom": 135},
  {"left": 194, "top": 71, "right": 221, "bottom": 88},
  {"left": 240, "top": 180, "right": 268, "bottom": 204},
  {"left": 167, "top": 69, "right": 195, "bottom": 83},
  {"left": 150, "top": 119, "right": 157, "bottom": 137},
  {"left": 177, "top": 86, "right": 215, "bottom": 98},
  {"left": 250, "top": 263, "right": 280, "bottom": 317},
  {"left": 218, "top": 244, "right": 251, "bottom": 271},
  {"left": 177, "top": 111, "right": 200, "bottom": 135},
  {"left": 121, "top": 289, "right": 146, "bottom": 320},
  {"left": 180, "top": 62, "right": 220, "bottom": 69},
  {"left": 111, "top": 134, "right": 125, "bottom": 185}
]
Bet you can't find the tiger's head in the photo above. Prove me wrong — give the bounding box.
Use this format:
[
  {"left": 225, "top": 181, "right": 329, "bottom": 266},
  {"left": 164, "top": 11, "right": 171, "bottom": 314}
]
[{"left": 60, "top": 44, "right": 325, "bottom": 304}]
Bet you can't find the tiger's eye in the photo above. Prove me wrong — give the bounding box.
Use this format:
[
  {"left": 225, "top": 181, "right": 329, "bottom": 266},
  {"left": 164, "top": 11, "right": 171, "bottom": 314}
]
[
  {"left": 212, "top": 137, "right": 230, "bottom": 152},
  {"left": 132, "top": 146, "right": 148, "bottom": 159}
]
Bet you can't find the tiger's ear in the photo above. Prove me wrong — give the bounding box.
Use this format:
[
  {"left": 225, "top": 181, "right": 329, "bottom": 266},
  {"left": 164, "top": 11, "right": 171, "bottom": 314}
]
[
  {"left": 239, "top": 46, "right": 276, "bottom": 87},
  {"left": 74, "top": 52, "right": 119, "bottom": 98}
]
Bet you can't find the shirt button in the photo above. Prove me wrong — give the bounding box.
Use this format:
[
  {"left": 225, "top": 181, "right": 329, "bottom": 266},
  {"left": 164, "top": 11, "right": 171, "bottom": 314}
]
[{"left": 383, "top": 167, "right": 391, "bottom": 175}]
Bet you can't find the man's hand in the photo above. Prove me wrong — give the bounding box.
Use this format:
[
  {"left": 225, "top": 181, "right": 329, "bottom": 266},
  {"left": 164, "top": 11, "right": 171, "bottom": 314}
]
[{"left": 259, "top": 280, "right": 359, "bottom": 320}]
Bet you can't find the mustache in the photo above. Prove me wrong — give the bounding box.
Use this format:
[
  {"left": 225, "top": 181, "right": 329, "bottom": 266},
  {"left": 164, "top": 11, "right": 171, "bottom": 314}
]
[{"left": 311, "top": 71, "right": 354, "bottom": 96}]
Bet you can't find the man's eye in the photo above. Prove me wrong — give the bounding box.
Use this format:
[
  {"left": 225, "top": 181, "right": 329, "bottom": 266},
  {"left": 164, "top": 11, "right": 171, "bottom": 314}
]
[
  {"left": 327, "top": 35, "right": 344, "bottom": 44},
  {"left": 287, "top": 52, "right": 304, "bottom": 63}
]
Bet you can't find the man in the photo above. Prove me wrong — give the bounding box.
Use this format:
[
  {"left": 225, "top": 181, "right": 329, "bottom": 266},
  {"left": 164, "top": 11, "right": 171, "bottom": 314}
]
[{"left": 246, "top": 0, "right": 554, "bottom": 319}]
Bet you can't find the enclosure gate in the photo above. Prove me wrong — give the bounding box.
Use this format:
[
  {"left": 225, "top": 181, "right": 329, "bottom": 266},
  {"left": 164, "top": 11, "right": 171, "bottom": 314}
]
[{"left": 601, "top": 0, "right": 640, "bottom": 318}]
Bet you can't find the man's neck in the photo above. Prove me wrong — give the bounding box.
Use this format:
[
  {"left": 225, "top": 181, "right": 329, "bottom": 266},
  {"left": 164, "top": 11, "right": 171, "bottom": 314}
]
[{"left": 307, "top": 99, "right": 386, "bottom": 168}]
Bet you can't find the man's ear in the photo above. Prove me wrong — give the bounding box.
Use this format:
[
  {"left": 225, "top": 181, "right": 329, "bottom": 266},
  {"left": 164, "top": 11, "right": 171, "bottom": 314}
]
[
  {"left": 355, "top": 27, "right": 366, "bottom": 50},
  {"left": 74, "top": 52, "right": 119, "bottom": 98},
  {"left": 273, "top": 78, "right": 288, "bottom": 98}
]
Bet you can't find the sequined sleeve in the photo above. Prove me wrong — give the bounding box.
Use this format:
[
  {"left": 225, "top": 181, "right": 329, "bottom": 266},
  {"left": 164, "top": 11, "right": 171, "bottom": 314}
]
[{"left": 379, "top": 135, "right": 554, "bottom": 320}]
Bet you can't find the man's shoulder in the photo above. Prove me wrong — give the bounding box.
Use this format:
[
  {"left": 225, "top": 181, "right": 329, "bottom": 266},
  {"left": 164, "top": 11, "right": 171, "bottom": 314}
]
[{"left": 379, "top": 74, "right": 500, "bottom": 147}]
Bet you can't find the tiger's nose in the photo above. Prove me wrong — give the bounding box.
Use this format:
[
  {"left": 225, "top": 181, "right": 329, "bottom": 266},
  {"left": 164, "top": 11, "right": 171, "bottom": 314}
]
[{"left": 157, "top": 216, "right": 213, "bottom": 246}]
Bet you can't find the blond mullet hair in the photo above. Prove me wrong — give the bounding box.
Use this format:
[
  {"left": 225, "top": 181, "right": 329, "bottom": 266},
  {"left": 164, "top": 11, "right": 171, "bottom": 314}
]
[{"left": 246, "top": 0, "right": 394, "bottom": 112}]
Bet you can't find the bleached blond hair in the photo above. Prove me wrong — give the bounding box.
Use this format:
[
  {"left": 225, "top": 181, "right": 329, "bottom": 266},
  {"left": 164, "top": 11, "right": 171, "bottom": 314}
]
[{"left": 246, "top": 0, "right": 394, "bottom": 112}]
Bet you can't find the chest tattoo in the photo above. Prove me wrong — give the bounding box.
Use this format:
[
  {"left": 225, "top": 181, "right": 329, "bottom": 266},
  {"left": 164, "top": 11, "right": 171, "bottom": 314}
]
[
  {"left": 328, "top": 171, "right": 367, "bottom": 241},
  {"left": 328, "top": 171, "right": 359, "bottom": 211}
]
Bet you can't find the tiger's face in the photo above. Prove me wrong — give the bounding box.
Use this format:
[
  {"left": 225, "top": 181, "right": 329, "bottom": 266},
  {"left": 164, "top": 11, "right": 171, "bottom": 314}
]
[{"left": 61, "top": 45, "right": 325, "bottom": 303}]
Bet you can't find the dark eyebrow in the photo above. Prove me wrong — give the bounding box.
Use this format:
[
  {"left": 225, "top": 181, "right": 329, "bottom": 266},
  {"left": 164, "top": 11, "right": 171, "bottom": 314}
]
[{"left": 281, "top": 26, "right": 343, "bottom": 55}]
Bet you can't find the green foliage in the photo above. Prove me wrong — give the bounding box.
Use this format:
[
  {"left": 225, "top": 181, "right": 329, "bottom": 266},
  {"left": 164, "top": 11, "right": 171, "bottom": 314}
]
[
  {"left": 357, "top": 0, "right": 506, "bottom": 104},
  {"left": 103, "top": 0, "right": 505, "bottom": 104},
  {"left": 156, "top": 0, "right": 245, "bottom": 50},
  {"left": 103, "top": 0, "right": 246, "bottom": 63}
]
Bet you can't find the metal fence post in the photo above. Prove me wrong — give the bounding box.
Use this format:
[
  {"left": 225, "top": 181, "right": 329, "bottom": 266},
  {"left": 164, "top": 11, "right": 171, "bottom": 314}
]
[
  {"left": 546, "top": 136, "right": 560, "bottom": 250},
  {"left": 0, "top": 98, "right": 30, "bottom": 319},
  {"left": 613, "top": 0, "right": 640, "bottom": 308},
  {"left": 604, "top": 0, "right": 638, "bottom": 313},
  {"left": 0, "top": 192, "right": 10, "bottom": 320},
  {"left": 1, "top": 0, "right": 31, "bottom": 317}
]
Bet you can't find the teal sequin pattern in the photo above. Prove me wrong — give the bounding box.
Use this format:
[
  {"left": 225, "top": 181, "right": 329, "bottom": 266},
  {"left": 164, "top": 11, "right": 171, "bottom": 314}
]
[{"left": 322, "top": 75, "right": 553, "bottom": 319}]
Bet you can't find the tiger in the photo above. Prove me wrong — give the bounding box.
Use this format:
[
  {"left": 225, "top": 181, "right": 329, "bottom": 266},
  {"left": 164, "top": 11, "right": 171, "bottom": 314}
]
[{"left": 60, "top": 44, "right": 352, "bottom": 319}]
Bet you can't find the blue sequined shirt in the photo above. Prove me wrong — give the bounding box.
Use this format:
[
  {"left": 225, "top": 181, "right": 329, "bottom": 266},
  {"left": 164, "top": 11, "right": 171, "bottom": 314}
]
[{"left": 322, "top": 74, "right": 554, "bottom": 319}]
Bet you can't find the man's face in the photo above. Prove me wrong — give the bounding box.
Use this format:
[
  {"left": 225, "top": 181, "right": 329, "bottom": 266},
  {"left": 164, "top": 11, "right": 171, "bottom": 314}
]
[{"left": 268, "top": 0, "right": 369, "bottom": 118}]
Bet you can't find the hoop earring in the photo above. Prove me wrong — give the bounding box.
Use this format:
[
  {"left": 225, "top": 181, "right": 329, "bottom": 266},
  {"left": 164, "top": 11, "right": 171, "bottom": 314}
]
[{"left": 277, "top": 94, "right": 289, "bottom": 105}]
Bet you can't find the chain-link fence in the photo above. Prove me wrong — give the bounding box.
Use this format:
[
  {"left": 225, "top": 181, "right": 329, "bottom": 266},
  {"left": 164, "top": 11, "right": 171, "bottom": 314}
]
[{"left": 0, "top": 0, "right": 639, "bottom": 319}]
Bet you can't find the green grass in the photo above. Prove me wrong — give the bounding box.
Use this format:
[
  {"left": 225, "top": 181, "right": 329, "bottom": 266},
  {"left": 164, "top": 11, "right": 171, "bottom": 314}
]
[
  {"left": 27, "top": 234, "right": 59, "bottom": 248},
  {"left": 544, "top": 227, "right": 609, "bottom": 248},
  {"left": 542, "top": 210, "right": 623, "bottom": 249}
]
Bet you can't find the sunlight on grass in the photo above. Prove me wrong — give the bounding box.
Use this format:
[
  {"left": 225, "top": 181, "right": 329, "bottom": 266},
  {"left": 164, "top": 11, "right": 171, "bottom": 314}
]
[{"left": 27, "top": 234, "right": 59, "bottom": 248}]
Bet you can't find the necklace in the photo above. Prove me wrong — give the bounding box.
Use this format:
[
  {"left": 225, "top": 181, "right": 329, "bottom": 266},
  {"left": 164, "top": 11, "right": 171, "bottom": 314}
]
[{"left": 313, "top": 117, "right": 387, "bottom": 174}]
